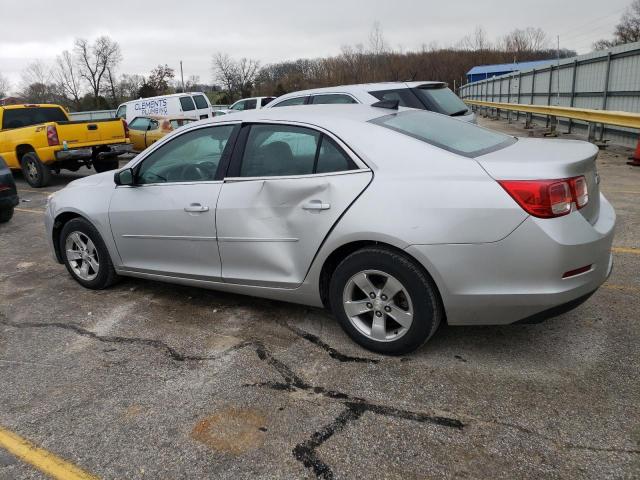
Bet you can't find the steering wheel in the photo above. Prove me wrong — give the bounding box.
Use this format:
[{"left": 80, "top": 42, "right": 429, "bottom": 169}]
[{"left": 181, "top": 163, "right": 208, "bottom": 181}]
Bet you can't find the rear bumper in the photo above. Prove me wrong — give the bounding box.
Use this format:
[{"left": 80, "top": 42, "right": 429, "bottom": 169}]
[
  {"left": 54, "top": 143, "right": 132, "bottom": 161},
  {"left": 406, "top": 193, "right": 616, "bottom": 326}
]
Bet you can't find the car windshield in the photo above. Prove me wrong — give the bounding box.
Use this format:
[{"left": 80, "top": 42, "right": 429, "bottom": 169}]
[
  {"left": 412, "top": 86, "right": 469, "bottom": 116},
  {"left": 370, "top": 110, "right": 516, "bottom": 158}
]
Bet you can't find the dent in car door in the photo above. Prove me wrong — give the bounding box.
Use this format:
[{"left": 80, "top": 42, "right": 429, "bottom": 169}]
[{"left": 216, "top": 171, "right": 371, "bottom": 288}]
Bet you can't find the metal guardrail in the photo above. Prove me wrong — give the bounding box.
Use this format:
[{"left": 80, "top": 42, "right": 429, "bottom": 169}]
[{"left": 465, "top": 100, "right": 640, "bottom": 130}]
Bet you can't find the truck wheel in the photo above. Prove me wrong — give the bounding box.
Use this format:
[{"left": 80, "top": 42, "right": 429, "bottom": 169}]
[
  {"left": 20, "top": 152, "right": 51, "bottom": 188},
  {"left": 0, "top": 206, "right": 14, "bottom": 223},
  {"left": 93, "top": 158, "right": 119, "bottom": 173}
]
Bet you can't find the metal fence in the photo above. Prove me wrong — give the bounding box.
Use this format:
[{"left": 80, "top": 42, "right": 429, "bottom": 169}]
[
  {"left": 459, "top": 41, "right": 640, "bottom": 147},
  {"left": 68, "top": 110, "right": 116, "bottom": 121}
]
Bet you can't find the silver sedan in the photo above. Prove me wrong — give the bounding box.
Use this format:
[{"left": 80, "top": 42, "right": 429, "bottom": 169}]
[{"left": 45, "top": 105, "right": 615, "bottom": 354}]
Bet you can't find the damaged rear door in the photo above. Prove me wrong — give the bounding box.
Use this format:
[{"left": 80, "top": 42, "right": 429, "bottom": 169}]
[{"left": 216, "top": 122, "right": 372, "bottom": 288}]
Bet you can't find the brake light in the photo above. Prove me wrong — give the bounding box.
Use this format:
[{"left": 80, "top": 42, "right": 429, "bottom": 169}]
[
  {"left": 498, "top": 176, "right": 588, "bottom": 219},
  {"left": 46, "top": 125, "right": 59, "bottom": 146},
  {"left": 122, "top": 119, "right": 129, "bottom": 139},
  {"left": 570, "top": 176, "right": 589, "bottom": 208},
  {"left": 0, "top": 184, "right": 11, "bottom": 192}
]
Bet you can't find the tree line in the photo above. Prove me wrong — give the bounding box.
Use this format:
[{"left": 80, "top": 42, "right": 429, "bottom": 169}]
[{"left": 2, "top": 1, "right": 640, "bottom": 110}]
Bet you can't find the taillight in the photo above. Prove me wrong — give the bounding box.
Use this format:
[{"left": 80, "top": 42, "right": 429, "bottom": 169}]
[
  {"left": 498, "top": 176, "right": 588, "bottom": 219},
  {"left": 46, "top": 125, "right": 59, "bottom": 146},
  {"left": 122, "top": 119, "right": 129, "bottom": 139},
  {"left": 570, "top": 176, "right": 589, "bottom": 208},
  {"left": 0, "top": 184, "right": 11, "bottom": 192}
]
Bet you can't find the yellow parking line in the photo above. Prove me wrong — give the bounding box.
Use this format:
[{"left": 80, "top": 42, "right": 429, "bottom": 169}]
[
  {"left": 14, "top": 208, "right": 45, "bottom": 214},
  {"left": 612, "top": 247, "right": 640, "bottom": 255},
  {"left": 0, "top": 425, "right": 98, "bottom": 480},
  {"left": 17, "top": 190, "right": 55, "bottom": 196}
]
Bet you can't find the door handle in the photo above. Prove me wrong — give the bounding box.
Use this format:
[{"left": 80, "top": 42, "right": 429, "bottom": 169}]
[
  {"left": 302, "top": 200, "right": 331, "bottom": 211},
  {"left": 184, "top": 203, "right": 209, "bottom": 213}
]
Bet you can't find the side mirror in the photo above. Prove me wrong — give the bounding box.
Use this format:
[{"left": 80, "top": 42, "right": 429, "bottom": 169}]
[{"left": 114, "top": 168, "right": 134, "bottom": 186}]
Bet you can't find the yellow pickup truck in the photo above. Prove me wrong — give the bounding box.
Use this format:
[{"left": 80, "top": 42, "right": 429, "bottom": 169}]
[{"left": 0, "top": 104, "right": 132, "bottom": 187}]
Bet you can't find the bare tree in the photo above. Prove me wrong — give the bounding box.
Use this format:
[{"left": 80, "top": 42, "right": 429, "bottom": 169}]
[
  {"left": 212, "top": 53, "right": 259, "bottom": 99},
  {"left": 0, "top": 73, "right": 10, "bottom": 98},
  {"left": 74, "top": 36, "right": 122, "bottom": 107},
  {"left": 117, "top": 74, "right": 145, "bottom": 99},
  {"left": 502, "top": 27, "right": 549, "bottom": 60},
  {"left": 369, "top": 21, "right": 388, "bottom": 55},
  {"left": 53, "top": 50, "right": 82, "bottom": 110},
  {"left": 594, "top": 0, "right": 640, "bottom": 48}
]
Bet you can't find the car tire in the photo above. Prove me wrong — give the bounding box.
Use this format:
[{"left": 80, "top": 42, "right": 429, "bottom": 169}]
[
  {"left": 60, "top": 218, "right": 119, "bottom": 289},
  {"left": 20, "top": 152, "right": 51, "bottom": 188},
  {"left": 0, "top": 206, "right": 14, "bottom": 223},
  {"left": 93, "top": 158, "right": 119, "bottom": 173},
  {"left": 329, "top": 247, "right": 443, "bottom": 355}
]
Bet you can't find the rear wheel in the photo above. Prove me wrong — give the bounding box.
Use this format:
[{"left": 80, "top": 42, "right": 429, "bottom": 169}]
[
  {"left": 60, "top": 218, "right": 119, "bottom": 289},
  {"left": 329, "top": 247, "right": 442, "bottom": 355},
  {"left": 0, "top": 206, "right": 14, "bottom": 223},
  {"left": 20, "top": 152, "right": 51, "bottom": 188}
]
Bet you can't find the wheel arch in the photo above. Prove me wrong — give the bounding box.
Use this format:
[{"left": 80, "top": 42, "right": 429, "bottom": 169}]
[
  {"left": 15, "top": 144, "right": 35, "bottom": 161},
  {"left": 318, "top": 240, "right": 446, "bottom": 323},
  {"left": 52, "top": 211, "right": 86, "bottom": 263}
]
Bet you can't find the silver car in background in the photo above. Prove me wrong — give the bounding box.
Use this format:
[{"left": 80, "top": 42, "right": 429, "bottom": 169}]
[
  {"left": 45, "top": 105, "right": 615, "bottom": 354},
  {"left": 266, "top": 81, "right": 476, "bottom": 123}
]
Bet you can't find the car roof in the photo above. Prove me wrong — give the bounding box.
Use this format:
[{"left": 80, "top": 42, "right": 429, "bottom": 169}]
[
  {"left": 272, "top": 81, "right": 446, "bottom": 99},
  {"left": 203, "top": 104, "right": 420, "bottom": 130}
]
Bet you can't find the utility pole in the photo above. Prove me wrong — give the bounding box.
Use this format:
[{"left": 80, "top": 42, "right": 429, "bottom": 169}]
[
  {"left": 557, "top": 35, "right": 561, "bottom": 106},
  {"left": 180, "top": 60, "right": 185, "bottom": 92}
]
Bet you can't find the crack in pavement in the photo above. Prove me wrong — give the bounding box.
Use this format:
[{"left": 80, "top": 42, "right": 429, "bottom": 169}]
[
  {"left": 0, "top": 315, "right": 253, "bottom": 362},
  {"left": 283, "top": 323, "right": 380, "bottom": 364},
  {"left": 3, "top": 313, "right": 636, "bottom": 480}
]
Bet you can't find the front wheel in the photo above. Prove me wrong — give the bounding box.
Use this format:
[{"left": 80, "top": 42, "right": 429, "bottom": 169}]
[
  {"left": 60, "top": 218, "right": 119, "bottom": 289},
  {"left": 0, "top": 206, "right": 14, "bottom": 223},
  {"left": 329, "top": 247, "right": 443, "bottom": 355}
]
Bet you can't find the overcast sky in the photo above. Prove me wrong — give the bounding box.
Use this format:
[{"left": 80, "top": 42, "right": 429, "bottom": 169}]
[{"left": 0, "top": 0, "right": 632, "bottom": 91}]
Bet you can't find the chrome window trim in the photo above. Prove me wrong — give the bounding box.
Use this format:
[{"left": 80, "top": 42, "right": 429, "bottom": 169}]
[{"left": 224, "top": 169, "right": 370, "bottom": 183}]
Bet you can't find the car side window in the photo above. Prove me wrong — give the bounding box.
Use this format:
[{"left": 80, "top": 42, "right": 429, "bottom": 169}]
[
  {"left": 136, "top": 125, "right": 236, "bottom": 184},
  {"left": 193, "top": 95, "right": 209, "bottom": 109},
  {"left": 244, "top": 99, "right": 257, "bottom": 110},
  {"left": 261, "top": 97, "right": 275, "bottom": 107},
  {"left": 149, "top": 119, "right": 160, "bottom": 130},
  {"left": 271, "top": 96, "right": 307, "bottom": 107},
  {"left": 116, "top": 105, "right": 126, "bottom": 119},
  {"left": 239, "top": 124, "right": 320, "bottom": 177},
  {"left": 315, "top": 136, "right": 356, "bottom": 173},
  {"left": 311, "top": 94, "right": 357, "bottom": 105},
  {"left": 180, "top": 96, "right": 196, "bottom": 112},
  {"left": 128, "top": 117, "right": 151, "bottom": 131},
  {"left": 231, "top": 101, "right": 245, "bottom": 111}
]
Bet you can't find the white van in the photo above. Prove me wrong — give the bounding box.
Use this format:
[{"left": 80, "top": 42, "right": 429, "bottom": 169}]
[{"left": 115, "top": 92, "right": 213, "bottom": 124}]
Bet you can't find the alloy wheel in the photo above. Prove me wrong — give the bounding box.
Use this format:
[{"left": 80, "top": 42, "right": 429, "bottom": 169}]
[
  {"left": 65, "top": 231, "right": 100, "bottom": 281},
  {"left": 342, "top": 269, "right": 414, "bottom": 342}
]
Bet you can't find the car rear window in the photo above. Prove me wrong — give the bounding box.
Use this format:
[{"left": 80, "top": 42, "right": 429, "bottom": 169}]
[
  {"left": 2, "top": 107, "right": 68, "bottom": 129},
  {"left": 261, "top": 97, "right": 275, "bottom": 107},
  {"left": 192, "top": 95, "right": 209, "bottom": 109},
  {"left": 370, "top": 110, "right": 516, "bottom": 158},
  {"left": 412, "top": 86, "right": 469, "bottom": 116}
]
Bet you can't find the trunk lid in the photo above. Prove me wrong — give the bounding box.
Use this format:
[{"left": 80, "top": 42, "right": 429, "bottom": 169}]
[{"left": 476, "top": 138, "right": 600, "bottom": 224}]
